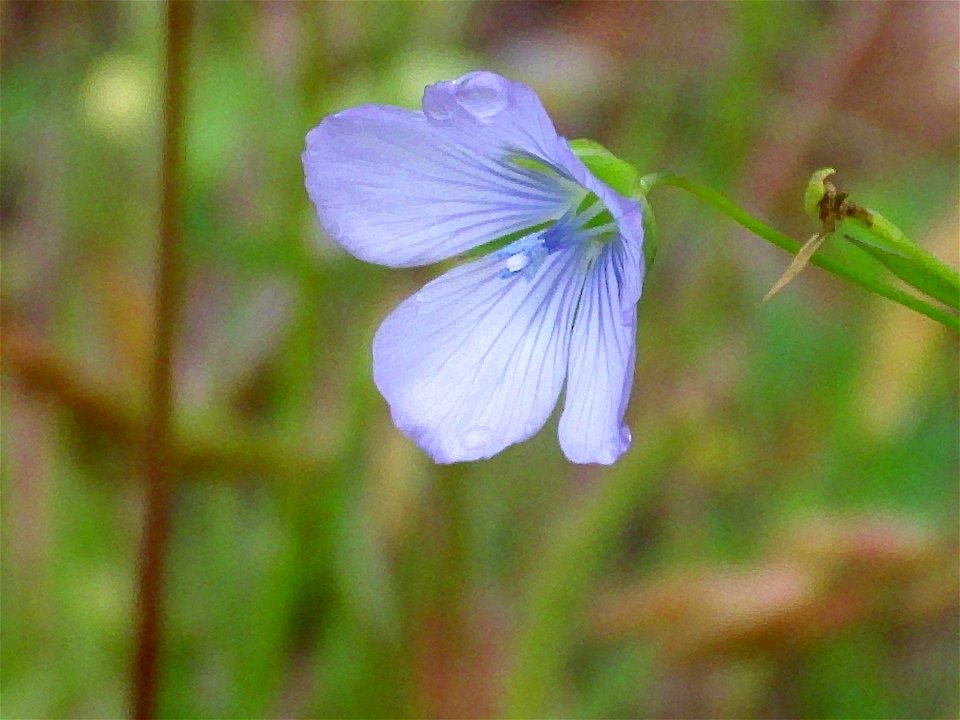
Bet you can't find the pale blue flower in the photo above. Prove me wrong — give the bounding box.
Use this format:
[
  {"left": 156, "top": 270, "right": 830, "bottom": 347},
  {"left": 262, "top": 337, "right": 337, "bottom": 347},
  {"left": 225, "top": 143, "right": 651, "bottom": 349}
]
[{"left": 302, "top": 71, "right": 644, "bottom": 465}]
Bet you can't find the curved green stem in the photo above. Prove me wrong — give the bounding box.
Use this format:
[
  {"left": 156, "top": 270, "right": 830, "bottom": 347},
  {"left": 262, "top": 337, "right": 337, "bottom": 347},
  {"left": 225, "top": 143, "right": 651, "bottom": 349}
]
[{"left": 638, "top": 173, "right": 959, "bottom": 331}]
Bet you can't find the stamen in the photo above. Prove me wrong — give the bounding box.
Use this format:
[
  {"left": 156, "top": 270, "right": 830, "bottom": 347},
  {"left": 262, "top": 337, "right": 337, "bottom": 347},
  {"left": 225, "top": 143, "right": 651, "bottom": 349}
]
[
  {"left": 496, "top": 235, "right": 547, "bottom": 279},
  {"left": 505, "top": 252, "right": 530, "bottom": 273}
]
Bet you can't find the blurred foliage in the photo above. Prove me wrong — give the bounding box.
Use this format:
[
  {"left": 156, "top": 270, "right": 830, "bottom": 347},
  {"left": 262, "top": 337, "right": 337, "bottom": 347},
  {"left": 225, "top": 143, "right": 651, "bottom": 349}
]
[{"left": 2, "top": 2, "right": 958, "bottom": 718}]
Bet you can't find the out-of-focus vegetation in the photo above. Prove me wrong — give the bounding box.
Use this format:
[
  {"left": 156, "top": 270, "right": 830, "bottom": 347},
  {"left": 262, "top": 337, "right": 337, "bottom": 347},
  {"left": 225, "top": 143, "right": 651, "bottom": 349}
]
[{"left": 2, "top": 2, "right": 957, "bottom": 718}]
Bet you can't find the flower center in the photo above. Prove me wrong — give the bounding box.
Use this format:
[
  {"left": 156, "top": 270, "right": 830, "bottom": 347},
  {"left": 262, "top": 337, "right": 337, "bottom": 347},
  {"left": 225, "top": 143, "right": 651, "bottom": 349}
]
[{"left": 496, "top": 190, "right": 618, "bottom": 280}]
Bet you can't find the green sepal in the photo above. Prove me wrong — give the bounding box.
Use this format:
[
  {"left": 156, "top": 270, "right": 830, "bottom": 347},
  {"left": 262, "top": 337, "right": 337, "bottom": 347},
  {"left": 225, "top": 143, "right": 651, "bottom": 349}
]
[
  {"left": 570, "top": 139, "right": 655, "bottom": 269},
  {"left": 569, "top": 138, "right": 639, "bottom": 197},
  {"left": 638, "top": 194, "right": 658, "bottom": 273}
]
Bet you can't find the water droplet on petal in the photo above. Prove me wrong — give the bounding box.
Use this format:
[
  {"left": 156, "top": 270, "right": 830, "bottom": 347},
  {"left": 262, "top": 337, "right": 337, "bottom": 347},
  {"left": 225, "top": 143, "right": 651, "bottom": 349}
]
[
  {"left": 424, "top": 103, "right": 452, "bottom": 122},
  {"left": 454, "top": 73, "right": 508, "bottom": 122},
  {"left": 422, "top": 83, "right": 457, "bottom": 122},
  {"left": 462, "top": 426, "right": 494, "bottom": 451}
]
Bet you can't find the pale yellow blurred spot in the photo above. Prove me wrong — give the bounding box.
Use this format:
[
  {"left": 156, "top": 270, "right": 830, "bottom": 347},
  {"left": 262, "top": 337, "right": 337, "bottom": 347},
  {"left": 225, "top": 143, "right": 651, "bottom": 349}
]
[
  {"left": 81, "top": 54, "right": 158, "bottom": 141},
  {"left": 856, "top": 210, "right": 958, "bottom": 439},
  {"left": 73, "top": 566, "right": 131, "bottom": 641}
]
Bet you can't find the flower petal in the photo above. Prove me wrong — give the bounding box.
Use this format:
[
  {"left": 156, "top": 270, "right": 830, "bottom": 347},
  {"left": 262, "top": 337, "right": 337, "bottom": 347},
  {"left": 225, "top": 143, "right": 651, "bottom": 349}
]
[
  {"left": 302, "top": 83, "right": 575, "bottom": 268},
  {"left": 421, "top": 71, "right": 568, "bottom": 164},
  {"left": 558, "top": 242, "right": 640, "bottom": 465},
  {"left": 372, "top": 247, "right": 587, "bottom": 463}
]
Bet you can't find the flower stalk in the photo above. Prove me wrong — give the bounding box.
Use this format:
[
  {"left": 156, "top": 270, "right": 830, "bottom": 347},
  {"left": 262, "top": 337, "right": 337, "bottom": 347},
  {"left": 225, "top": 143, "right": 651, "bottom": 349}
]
[{"left": 637, "top": 172, "right": 959, "bottom": 331}]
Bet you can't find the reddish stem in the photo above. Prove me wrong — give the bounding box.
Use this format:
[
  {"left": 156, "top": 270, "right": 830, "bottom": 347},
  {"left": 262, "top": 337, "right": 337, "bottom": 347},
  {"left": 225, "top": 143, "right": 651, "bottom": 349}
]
[{"left": 132, "top": 3, "right": 193, "bottom": 718}]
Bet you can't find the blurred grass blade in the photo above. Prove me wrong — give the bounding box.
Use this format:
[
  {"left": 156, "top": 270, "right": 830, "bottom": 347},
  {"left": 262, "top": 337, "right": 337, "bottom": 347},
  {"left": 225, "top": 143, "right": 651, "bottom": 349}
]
[{"left": 506, "top": 430, "right": 684, "bottom": 717}]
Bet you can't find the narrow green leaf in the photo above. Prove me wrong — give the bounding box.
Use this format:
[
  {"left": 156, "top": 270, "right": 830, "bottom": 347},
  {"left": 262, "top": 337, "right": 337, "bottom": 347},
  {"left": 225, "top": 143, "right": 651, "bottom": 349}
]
[{"left": 840, "top": 214, "right": 960, "bottom": 311}]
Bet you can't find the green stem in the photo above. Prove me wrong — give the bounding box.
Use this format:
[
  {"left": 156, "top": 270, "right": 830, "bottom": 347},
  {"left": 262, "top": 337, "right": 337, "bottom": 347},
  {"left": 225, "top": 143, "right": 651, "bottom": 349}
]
[
  {"left": 843, "top": 210, "right": 960, "bottom": 311},
  {"left": 638, "top": 173, "right": 959, "bottom": 331}
]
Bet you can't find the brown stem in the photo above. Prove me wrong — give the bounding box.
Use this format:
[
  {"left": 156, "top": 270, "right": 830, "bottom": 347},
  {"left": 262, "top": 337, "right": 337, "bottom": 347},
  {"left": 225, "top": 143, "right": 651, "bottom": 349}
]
[
  {"left": 2, "top": 325, "right": 330, "bottom": 482},
  {"left": 132, "top": 2, "right": 194, "bottom": 718},
  {"left": 2, "top": 326, "right": 140, "bottom": 444}
]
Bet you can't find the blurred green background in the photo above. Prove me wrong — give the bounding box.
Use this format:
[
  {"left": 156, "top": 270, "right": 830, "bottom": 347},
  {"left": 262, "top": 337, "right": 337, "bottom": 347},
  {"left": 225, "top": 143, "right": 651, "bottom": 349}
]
[{"left": 2, "top": 2, "right": 958, "bottom": 718}]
